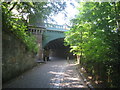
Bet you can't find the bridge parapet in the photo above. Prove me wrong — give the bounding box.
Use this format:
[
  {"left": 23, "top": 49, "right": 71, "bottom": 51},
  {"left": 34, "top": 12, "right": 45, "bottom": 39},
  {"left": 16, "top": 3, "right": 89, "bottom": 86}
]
[
  {"left": 44, "top": 23, "right": 70, "bottom": 30},
  {"left": 28, "top": 26, "right": 45, "bottom": 35},
  {"left": 28, "top": 23, "right": 70, "bottom": 34}
]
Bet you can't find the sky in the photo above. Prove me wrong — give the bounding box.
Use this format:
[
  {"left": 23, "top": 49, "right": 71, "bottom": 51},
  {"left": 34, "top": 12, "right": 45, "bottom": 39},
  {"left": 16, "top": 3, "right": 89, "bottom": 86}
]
[
  {"left": 12, "top": 1, "right": 79, "bottom": 26},
  {"left": 49, "top": 1, "right": 79, "bottom": 25}
]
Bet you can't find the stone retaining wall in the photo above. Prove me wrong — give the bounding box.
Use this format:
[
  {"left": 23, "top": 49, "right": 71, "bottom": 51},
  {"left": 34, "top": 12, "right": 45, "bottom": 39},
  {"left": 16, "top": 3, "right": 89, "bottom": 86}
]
[{"left": 2, "top": 31, "right": 37, "bottom": 83}]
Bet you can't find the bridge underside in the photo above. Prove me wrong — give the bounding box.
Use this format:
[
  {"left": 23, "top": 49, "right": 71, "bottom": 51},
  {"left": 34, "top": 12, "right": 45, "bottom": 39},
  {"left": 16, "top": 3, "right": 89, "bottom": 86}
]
[
  {"left": 42, "top": 30, "right": 65, "bottom": 48},
  {"left": 44, "top": 38, "right": 74, "bottom": 59}
]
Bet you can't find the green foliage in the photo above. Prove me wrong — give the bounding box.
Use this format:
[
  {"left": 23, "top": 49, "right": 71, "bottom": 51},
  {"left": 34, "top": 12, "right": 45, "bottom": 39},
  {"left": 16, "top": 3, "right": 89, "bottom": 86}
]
[
  {"left": 29, "top": 2, "right": 67, "bottom": 24},
  {"left": 65, "top": 2, "right": 120, "bottom": 87},
  {"left": 2, "top": 2, "right": 38, "bottom": 53}
]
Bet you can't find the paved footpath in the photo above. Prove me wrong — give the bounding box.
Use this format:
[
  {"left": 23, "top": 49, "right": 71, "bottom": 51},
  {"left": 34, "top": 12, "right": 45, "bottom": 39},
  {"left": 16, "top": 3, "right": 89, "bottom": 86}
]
[{"left": 3, "top": 57, "right": 88, "bottom": 88}]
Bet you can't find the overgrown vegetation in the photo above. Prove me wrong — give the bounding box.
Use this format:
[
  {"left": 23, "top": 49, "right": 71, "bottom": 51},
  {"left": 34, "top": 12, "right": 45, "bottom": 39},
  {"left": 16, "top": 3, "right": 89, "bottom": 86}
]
[
  {"left": 2, "top": 1, "right": 67, "bottom": 53},
  {"left": 65, "top": 2, "right": 120, "bottom": 87},
  {"left": 2, "top": 2, "right": 38, "bottom": 53}
]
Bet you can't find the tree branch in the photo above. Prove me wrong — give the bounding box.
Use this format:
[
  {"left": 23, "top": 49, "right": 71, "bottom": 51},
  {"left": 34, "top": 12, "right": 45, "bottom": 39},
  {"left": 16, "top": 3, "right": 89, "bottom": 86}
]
[{"left": 8, "top": 2, "right": 17, "bottom": 12}]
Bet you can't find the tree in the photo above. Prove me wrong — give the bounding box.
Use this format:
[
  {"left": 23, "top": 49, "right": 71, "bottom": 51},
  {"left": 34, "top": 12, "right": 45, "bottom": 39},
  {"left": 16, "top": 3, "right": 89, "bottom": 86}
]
[
  {"left": 28, "top": 2, "right": 67, "bottom": 25},
  {"left": 65, "top": 2, "right": 120, "bottom": 87}
]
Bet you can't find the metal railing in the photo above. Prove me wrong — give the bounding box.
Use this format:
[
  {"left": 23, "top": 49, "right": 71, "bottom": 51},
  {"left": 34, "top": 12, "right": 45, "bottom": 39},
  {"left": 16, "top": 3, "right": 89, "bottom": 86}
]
[
  {"left": 44, "top": 23, "right": 70, "bottom": 30},
  {"left": 29, "top": 23, "right": 70, "bottom": 30}
]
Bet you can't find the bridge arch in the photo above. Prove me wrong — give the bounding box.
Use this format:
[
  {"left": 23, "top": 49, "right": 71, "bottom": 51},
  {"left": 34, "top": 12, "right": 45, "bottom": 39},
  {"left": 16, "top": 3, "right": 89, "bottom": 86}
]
[
  {"left": 44, "top": 38, "right": 74, "bottom": 59},
  {"left": 44, "top": 38, "right": 64, "bottom": 49},
  {"left": 44, "top": 38, "right": 70, "bottom": 58},
  {"left": 42, "top": 30, "right": 65, "bottom": 48}
]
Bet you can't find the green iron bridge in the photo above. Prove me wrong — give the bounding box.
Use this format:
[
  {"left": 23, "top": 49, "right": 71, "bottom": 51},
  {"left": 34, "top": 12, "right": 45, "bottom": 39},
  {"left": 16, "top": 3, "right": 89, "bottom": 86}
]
[
  {"left": 28, "top": 23, "right": 70, "bottom": 60},
  {"left": 28, "top": 23, "right": 70, "bottom": 48}
]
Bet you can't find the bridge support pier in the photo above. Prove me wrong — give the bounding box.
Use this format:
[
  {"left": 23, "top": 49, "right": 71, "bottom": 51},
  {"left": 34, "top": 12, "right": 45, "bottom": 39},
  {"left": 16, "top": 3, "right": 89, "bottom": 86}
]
[
  {"left": 36, "top": 31, "right": 44, "bottom": 61},
  {"left": 28, "top": 27, "right": 44, "bottom": 61}
]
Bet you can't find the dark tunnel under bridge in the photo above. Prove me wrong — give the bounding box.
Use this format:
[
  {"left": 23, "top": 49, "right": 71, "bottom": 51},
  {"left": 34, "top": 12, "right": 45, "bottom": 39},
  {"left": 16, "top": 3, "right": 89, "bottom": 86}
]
[{"left": 44, "top": 38, "right": 75, "bottom": 59}]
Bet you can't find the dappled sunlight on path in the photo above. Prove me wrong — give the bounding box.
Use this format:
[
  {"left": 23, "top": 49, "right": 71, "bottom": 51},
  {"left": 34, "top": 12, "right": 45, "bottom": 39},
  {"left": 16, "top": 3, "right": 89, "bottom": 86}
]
[{"left": 48, "top": 60, "right": 87, "bottom": 88}]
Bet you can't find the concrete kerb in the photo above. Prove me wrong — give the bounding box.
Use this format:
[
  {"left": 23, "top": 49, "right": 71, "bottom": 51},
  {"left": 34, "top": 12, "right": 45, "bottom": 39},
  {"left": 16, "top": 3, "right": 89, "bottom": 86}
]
[{"left": 76, "top": 66, "right": 95, "bottom": 90}]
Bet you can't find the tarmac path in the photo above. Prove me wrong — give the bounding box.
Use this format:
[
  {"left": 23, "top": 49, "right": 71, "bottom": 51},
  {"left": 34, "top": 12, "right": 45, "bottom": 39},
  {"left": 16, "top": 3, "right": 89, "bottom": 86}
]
[{"left": 3, "top": 57, "right": 87, "bottom": 88}]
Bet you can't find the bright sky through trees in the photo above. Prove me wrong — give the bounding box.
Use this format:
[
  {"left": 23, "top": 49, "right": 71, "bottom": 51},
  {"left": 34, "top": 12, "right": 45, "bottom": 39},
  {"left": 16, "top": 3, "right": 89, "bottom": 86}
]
[
  {"left": 11, "top": 1, "right": 78, "bottom": 26},
  {"left": 49, "top": 1, "right": 79, "bottom": 25}
]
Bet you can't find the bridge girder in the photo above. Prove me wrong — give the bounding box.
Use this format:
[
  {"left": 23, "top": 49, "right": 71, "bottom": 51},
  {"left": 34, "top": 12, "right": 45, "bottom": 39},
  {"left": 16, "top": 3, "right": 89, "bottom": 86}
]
[{"left": 42, "top": 30, "right": 65, "bottom": 48}]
